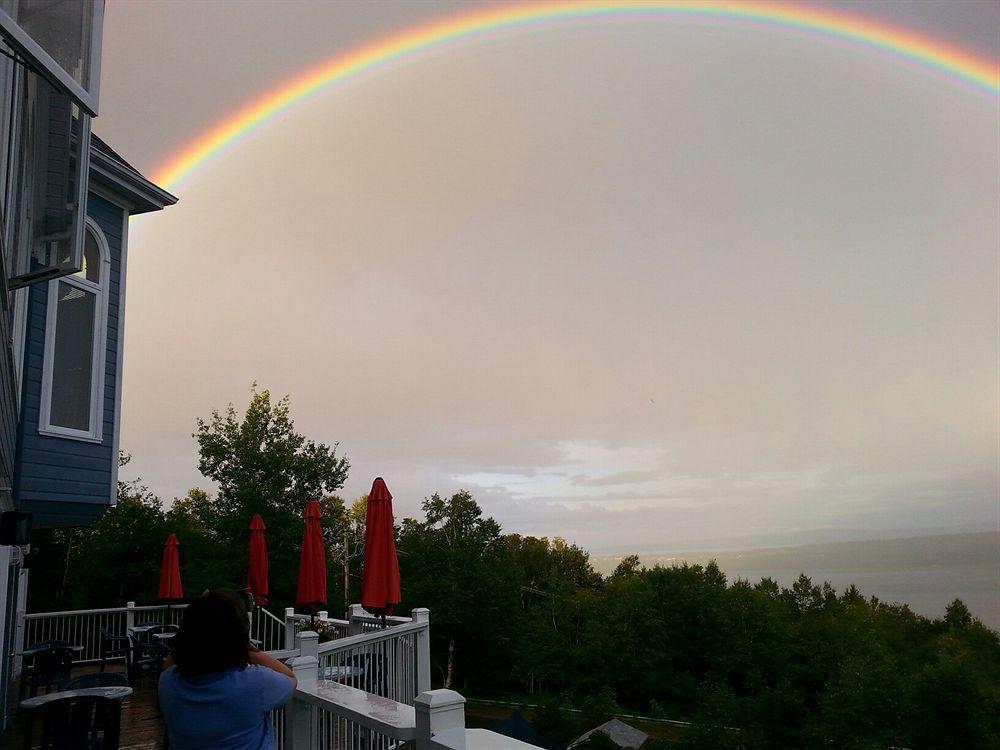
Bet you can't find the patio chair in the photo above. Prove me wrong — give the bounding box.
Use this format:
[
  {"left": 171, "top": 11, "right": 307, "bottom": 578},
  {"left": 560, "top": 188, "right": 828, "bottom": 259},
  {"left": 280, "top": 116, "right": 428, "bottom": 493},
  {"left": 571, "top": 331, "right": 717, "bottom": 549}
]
[
  {"left": 126, "top": 635, "right": 164, "bottom": 683},
  {"left": 99, "top": 630, "right": 130, "bottom": 672},
  {"left": 21, "top": 694, "right": 122, "bottom": 750},
  {"left": 18, "top": 646, "right": 75, "bottom": 701},
  {"left": 65, "top": 672, "right": 130, "bottom": 690}
]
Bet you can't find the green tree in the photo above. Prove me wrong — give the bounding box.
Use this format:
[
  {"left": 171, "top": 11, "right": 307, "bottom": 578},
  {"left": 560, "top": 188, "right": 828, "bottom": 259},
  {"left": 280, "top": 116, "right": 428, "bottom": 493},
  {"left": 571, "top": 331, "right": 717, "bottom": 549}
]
[
  {"left": 191, "top": 385, "right": 349, "bottom": 607},
  {"left": 397, "top": 491, "right": 519, "bottom": 690}
]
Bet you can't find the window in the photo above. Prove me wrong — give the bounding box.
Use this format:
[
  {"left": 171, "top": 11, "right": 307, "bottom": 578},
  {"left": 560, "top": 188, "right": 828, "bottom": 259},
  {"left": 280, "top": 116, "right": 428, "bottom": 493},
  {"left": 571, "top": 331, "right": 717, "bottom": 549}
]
[
  {"left": 39, "top": 218, "right": 108, "bottom": 441},
  {"left": 5, "top": 67, "right": 90, "bottom": 289},
  {"left": 0, "top": 0, "right": 103, "bottom": 114}
]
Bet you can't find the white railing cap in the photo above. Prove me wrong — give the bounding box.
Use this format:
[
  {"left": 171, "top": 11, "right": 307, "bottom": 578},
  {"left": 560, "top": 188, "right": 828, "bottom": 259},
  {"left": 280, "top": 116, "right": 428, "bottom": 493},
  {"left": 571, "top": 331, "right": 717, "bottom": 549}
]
[
  {"left": 435, "top": 728, "right": 547, "bottom": 749},
  {"left": 415, "top": 689, "right": 466, "bottom": 710},
  {"left": 315, "top": 619, "right": 426, "bottom": 654},
  {"left": 297, "top": 681, "right": 417, "bottom": 740}
]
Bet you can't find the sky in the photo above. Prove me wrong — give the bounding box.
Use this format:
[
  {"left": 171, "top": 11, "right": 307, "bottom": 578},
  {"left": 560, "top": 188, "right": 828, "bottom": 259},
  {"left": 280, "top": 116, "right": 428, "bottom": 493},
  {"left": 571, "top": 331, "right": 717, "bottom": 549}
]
[{"left": 96, "top": 1, "right": 998, "bottom": 554}]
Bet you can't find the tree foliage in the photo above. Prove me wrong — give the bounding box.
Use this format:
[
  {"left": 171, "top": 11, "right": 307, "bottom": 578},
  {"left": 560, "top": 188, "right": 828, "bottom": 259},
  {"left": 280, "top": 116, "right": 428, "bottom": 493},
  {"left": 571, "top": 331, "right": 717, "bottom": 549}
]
[
  {"left": 390, "top": 494, "right": 999, "bottom": 749},
  {"left": 29, "top": 387, "right": 351, "bottom": 611},
  {"left": 26, "top": 433, "right": 1000, "bottom": 748},
  {"left": 186, "top": 385, "right": 350, "bottom": 604}
]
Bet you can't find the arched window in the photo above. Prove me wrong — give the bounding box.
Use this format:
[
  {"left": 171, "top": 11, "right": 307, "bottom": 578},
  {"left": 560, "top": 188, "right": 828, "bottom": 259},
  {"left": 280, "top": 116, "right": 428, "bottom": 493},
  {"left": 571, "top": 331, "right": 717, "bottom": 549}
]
[{"left": 38, "top": 218, "right": 110, "bottom": 441}]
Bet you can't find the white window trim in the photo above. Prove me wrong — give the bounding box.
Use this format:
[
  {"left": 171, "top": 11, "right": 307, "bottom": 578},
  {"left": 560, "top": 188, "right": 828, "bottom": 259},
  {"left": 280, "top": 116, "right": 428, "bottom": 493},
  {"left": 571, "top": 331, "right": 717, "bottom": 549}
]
[
  {"left": 0, "top": 1, "right": 104, "bottom": 115},
  {"left": 37, "top": 217, "right": 110, "bottom": 443}
]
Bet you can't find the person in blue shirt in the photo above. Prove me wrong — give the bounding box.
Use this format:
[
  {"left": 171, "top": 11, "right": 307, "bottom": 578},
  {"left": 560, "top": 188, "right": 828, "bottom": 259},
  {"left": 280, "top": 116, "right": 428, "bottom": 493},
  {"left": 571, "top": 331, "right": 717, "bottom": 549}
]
[{"left": 159, "top": 589, "right": 297, "bottom": 750}]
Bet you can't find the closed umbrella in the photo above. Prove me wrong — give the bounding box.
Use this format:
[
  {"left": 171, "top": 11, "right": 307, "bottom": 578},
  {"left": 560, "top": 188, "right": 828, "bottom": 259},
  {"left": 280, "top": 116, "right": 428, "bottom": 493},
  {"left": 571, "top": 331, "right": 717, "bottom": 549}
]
[
  {"left": 247, "top": 514, "right": 269, "bottom": 606},
  {"left": 361, "top": 477, "right": 401, "bottom": 625},
  {"left": 158, "top": 534, "right": 183, "bottom": 626},
  {"left": 296, "top": 501, "right": 327, "bottom": 622}
]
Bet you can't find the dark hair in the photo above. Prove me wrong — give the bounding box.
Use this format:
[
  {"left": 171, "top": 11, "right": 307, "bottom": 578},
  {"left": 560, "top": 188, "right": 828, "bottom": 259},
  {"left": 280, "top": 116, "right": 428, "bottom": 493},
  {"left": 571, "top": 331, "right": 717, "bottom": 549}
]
[{"left": 172, "top": 589, "right": 250, "bottom": 678}]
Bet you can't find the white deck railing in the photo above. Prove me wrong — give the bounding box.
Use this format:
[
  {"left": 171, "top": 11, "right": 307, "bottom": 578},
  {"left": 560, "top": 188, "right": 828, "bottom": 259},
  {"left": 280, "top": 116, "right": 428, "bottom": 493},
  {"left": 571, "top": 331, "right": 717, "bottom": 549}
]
[
  {"left": 281, "top": 604, "right": 413, "bottom": 648},
  {"left": 269, "top": 608, "right": 430, "bottom": 750},
  {"left": 18, "top": 602, "right": 542, "bottom": 749},
  {"left": 274, "top": 618, "right": 543, "bottom": 750},
  {"left": 18, "top": 601, "right": 286, "bottom": 667}
]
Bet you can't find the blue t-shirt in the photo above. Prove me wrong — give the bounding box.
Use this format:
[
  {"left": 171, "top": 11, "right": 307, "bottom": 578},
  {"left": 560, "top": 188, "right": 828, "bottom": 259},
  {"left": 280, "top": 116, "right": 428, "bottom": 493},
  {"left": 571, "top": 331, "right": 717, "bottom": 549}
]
[{"left": 159, "top": 664, "right": 294, "bottom": 750}]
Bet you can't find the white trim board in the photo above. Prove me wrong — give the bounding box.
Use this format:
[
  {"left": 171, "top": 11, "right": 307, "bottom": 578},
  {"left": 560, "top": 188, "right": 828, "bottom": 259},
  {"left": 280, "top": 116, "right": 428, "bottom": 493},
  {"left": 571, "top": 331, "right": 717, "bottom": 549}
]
[
  {"left": 37, "top": 218, "right": 111, "bottom": 443},
  {"left": 109, "top": 207, "right": 128, "bottom": 504}
]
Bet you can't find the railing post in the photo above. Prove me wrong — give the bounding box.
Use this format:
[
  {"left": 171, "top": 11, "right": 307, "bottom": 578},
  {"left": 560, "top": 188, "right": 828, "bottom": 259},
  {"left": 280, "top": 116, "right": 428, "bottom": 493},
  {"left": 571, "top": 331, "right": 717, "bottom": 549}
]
[
  {"left": 286, "top": 630, "right": 319, "bottom": 750},
  {"left": 285, "top": 652, "right": 317, "bottom": 750},
  {"left": 285, "top": 691, "right": 313, "bottom": 750},
  {"left": 295, "top": 630, "right": 319, "bottom": 663},
  {"left": 125, "top": 601, "right": 135, "bottom": 634},
  {"left": 347, "top": 604, "right": 364, "bottom": 635},
  {"left": 284, "top": 607, "right": 296, "bottom": 649},
  {"left": 415, "top": 689, "right": 466, "bottom": 750},
  {"left": 413, "top": 608, "right": 431, "bottom": 695},
  {"left": 317, "top": 610, "right": 328, "bottom": 622},
  {"left": 12, "top": 610, "right": 24, "bottom": 677},
  {"left": 13, "top": 567, "right": 28, "bottom": 677}
]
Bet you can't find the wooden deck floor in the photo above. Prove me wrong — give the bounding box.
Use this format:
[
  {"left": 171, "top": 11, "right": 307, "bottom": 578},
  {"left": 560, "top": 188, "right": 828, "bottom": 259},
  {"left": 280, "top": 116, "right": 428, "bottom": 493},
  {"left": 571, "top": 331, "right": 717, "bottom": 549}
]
[{"left": 5, "top": 665, "right": 165, "bottom": 750}]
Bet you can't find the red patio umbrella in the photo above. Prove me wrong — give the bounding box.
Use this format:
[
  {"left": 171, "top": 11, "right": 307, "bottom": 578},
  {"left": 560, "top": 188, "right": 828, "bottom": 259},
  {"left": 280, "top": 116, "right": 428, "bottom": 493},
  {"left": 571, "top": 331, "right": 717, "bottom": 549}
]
[
  {"left": 295, "top": 500, "right": 327, "bottom": 617},
  {"left": 157, "top": 533, "right": 184, "bottom": 602},
  {"left": 360, "top": 477, "right": 401, "bottom": 623},
  {"left": 247, "top": 514, "right": 269, "bottom": 606}
]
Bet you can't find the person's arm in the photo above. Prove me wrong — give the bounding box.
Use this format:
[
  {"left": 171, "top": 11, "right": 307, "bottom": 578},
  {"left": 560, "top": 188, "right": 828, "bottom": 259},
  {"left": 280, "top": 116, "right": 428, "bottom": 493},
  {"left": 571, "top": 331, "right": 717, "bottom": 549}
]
[{"left": 249, "top": 649, "right": 298, "bottom": 688}]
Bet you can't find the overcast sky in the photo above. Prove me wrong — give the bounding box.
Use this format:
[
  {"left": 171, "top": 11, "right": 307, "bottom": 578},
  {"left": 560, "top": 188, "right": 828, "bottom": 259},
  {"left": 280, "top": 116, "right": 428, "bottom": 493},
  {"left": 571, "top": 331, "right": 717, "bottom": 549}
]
[{"left": 97, "top": 1, "right": 998, "bottom": 553}]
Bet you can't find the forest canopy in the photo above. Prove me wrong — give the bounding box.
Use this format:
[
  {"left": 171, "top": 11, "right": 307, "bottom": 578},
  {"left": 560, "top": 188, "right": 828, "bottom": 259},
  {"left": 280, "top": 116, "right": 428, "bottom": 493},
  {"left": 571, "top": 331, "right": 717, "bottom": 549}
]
[{"left": 25, "top": 388, "right": 1000, "bottom": 749}]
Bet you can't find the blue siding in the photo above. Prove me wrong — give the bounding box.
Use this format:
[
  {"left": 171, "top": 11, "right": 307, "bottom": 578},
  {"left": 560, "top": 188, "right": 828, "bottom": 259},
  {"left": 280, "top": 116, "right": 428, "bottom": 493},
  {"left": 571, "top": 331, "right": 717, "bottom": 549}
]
[{"left": 13, "top": 192, "right": 125, "bottom": 528}]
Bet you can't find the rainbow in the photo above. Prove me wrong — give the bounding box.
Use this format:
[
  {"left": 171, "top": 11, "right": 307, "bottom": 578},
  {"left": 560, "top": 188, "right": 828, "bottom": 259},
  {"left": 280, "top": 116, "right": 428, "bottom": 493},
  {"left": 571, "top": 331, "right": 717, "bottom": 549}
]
[{"left": 152, "top": 1, "right": 999, "bottom": 190}]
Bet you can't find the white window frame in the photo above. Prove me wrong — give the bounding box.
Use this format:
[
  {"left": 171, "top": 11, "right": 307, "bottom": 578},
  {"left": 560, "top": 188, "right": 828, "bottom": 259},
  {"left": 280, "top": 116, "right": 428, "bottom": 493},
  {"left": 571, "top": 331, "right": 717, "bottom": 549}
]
[
  {"left": 0, "top": 1, "right": 104, "bottom": 115},
  {"left": 37, "top": 216, "right": 109, "bottom": 442}
]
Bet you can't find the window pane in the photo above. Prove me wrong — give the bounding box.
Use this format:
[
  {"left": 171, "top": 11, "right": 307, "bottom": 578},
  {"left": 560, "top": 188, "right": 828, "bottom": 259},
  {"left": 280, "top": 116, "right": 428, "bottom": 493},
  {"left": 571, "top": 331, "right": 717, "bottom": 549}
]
[
  {"left": 1, "top": 0, "right": 95, "bottom": 93},
  {"left": 75, "top": 227, "right": 98, "bottom": 283},
  {"left": 49, "top": 280, "right": 94, "bottom": 431},
  {"left": 7, "top": 70, "right": 87, "bottom": 288}
]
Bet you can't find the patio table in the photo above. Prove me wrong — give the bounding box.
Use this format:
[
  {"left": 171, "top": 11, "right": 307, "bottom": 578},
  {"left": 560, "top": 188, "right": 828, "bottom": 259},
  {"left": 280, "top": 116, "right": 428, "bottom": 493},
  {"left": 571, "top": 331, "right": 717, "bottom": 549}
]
[
  {"left": 321, "top": 665, "right": 366, "bottom": 683},
  {"left": 20, "top": 644, "right": 83, "bottom": 660},
  {"left": 20, "top": 685, "right": 133, "bottom": 710},
  {"left": 129, "top": 623, "right": 161, "bottom": 633},
  {"left": 128, "top": 624, "right": 162, "bottom": 642}
]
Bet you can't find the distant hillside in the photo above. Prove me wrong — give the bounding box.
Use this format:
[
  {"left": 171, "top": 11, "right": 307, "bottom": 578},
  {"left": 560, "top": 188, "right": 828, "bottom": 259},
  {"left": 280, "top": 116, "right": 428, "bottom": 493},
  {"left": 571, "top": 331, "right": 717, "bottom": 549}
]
[
  {"left": 591, "top": 531, "right": 999, "bottom": 576},
  {"left": 592, "top": 532, "right": 1000, "bottom": 628}
]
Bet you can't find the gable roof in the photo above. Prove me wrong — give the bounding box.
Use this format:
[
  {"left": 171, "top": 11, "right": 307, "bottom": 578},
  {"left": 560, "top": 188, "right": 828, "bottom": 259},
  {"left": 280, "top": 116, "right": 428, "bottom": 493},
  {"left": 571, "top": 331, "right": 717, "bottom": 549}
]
[
  {"left": 89, "top": 134, "right": 177, "bottom": 214},
  {"left": 568, "top": 719, "right": 648, "bottom": 749}
]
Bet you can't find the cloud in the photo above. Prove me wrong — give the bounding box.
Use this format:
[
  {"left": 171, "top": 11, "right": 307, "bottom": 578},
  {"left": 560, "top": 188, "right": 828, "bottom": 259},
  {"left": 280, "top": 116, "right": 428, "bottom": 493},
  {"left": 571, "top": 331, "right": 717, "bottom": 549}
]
[{"left": 115, "top": 9, "right": 998, "bottom": 554}]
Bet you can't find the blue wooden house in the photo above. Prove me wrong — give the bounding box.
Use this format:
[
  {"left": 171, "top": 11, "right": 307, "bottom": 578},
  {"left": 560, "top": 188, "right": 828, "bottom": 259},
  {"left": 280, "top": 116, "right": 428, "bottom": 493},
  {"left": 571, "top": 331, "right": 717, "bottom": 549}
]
[
  {"left": 0, "top": 1, "right": 176, "bottom": 720},
  {"left": 11, "top": 136, "right": 176, "bottom": 527}
]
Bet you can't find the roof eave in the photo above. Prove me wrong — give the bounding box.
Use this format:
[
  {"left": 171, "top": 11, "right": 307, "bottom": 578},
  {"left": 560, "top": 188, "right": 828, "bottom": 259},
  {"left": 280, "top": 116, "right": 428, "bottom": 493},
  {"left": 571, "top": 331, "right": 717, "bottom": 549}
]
[{"left": 89, "top": 146, "right": 178, "bottom": 214}]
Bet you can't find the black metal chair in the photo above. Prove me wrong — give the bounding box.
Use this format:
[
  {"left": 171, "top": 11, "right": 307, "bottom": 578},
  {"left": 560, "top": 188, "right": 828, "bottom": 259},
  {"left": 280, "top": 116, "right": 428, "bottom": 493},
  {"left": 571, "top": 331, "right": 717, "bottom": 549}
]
[
  {"left": 126, "top": 635, "right": 164, "bottom": 683},
  {"left": 99, "top": 630, "right": 129, "bottom": 673},
  {"left": 22, "top": 694, "right": 122, "bottom": 750},
  {"left": 65, "top": 672, "right": 130, "bottom": 690},
  {"left": 18, "top": 646, "right": 75, "bottom": 701}
]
